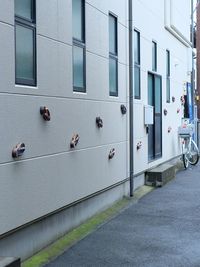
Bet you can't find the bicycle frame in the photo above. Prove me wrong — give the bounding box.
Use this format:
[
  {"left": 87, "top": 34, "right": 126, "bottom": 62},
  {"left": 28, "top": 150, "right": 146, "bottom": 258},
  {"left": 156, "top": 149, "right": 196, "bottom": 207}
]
[{"left": 178, "top": 122, "right": 199, "bottom": 169}]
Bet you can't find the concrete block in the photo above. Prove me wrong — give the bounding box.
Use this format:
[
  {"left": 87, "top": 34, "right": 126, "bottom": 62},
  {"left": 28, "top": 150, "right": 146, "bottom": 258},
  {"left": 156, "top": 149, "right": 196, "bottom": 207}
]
[{"left": 145, "top": 164, "right": 175, "bottom": 187}]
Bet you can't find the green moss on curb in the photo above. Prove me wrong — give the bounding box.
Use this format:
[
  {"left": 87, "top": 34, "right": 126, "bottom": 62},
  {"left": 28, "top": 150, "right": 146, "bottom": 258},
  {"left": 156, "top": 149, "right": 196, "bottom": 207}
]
[
  {"left": 22, "top": 185, "right": 153, "bottom": 267},
  {"left": 22, "top": 198, "right": 130, "bottom": 267}
]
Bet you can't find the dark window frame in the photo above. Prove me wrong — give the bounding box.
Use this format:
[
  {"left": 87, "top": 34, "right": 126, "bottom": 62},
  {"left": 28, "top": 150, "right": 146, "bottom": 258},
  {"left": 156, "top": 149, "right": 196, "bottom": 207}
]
[
  {"left": 109, "top": 12, "right": 118, "bottom": 97},
  {"left": 73, "top": 0, "right": 86, "bottom": 93},
  {"left": 15, "top": 0, "right": 37, "bottom": 86},
  {"left": 134, "top": 29, "right": 141, "bottom": 99},
  {"left": 166, "top": 49, "right": 170, "bottom": 103},
  {"left": 152, "top": 40, "right": 157, "bottom": 72},
  {"left": 73, "top": 40, "right": 86, "bottom": 93},
  {"left": 148, "top": 71, "right": 162, "bottom": 161}
]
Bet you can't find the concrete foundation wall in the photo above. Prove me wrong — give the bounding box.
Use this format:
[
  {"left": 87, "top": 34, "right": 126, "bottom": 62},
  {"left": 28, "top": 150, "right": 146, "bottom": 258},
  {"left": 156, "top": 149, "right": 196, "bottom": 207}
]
[{"left": 0, "top": 180, "right": 130, "bottom": 261}]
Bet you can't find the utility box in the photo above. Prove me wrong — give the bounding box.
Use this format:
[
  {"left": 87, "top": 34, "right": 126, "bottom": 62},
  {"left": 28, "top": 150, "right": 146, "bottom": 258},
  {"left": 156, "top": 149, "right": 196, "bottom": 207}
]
[{"left": 144, "top": 105, "right": 154, "bottom": 125}]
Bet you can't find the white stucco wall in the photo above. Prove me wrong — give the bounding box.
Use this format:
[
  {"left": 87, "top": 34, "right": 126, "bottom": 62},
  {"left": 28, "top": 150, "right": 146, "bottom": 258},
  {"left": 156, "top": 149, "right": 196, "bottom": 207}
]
[
  {"left": 0, "top": 0, "right": 129, "bottom": 235},
  {"left": 132, "top": 0, "right": 192, "bottom": 174},
  {"left": 0, "top": 0, "right": 192, "bottom": 236}
]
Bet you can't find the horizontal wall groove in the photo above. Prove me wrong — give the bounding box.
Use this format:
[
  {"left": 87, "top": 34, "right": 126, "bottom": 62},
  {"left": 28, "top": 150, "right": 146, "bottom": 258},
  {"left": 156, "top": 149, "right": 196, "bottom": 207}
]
[
  {"left": 37, "top": 34, "right": 128, "bottom": 66},
  {"left": 86, "top": 1, "right": 128, "bottom": 29},
  {"left": 37, "top": 33, "right": 72, "bottom": 46},
  {"left": 0, "top": 140, "right": 128, "bottom": 167},
  {"left": 0, "top": 91, "right": 127, "bottom": 104},
  {"left": 0, "top": 20, "right": 14, "bottom": 28},
  {"left": 86, "top": 49, "right": 128, "bottom": 67}
]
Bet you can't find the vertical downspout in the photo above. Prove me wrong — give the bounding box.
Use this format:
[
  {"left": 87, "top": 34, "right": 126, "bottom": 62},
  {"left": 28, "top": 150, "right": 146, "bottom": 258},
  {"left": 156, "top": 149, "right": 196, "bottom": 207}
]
[{"left": 129, "top": 0, "right": 134, "bottom": 197}]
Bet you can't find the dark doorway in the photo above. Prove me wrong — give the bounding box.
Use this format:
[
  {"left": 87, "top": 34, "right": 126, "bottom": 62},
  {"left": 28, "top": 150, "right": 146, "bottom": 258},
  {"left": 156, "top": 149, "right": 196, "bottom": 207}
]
[{"left": 148, "top": 72, "right": 162, "bottom": 161}]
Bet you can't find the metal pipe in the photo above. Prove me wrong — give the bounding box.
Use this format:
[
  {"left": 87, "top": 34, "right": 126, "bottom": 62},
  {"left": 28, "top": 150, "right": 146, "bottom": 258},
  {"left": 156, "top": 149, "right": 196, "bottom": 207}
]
[{"left": 128, "top": 0, "right": 134, "bottom": 197}]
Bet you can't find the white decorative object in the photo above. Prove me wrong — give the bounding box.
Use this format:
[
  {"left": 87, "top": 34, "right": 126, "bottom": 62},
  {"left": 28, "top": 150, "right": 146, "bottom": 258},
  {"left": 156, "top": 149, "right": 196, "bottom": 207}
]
[{"left": 144, "top": 105, "right": 154, "bottom": 125}]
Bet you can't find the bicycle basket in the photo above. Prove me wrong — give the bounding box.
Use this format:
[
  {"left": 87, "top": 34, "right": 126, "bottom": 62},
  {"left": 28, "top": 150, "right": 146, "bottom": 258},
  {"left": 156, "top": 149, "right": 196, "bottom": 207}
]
[{"left": 178, "top": 125, "right": 194, "bottom": 137}]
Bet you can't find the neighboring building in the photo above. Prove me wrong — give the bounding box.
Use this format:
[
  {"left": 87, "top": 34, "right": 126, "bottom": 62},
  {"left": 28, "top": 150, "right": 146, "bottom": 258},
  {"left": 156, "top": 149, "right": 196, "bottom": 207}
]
[
  {"left": 0, "top": 0, "right": 192, "bottom": 260},
  {"left": 196, "top": 0, "right": 200, "bottom": 118}
]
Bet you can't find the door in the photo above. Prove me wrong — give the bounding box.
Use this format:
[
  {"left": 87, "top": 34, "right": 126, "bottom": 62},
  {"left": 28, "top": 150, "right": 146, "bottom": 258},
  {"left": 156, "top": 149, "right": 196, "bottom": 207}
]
[{"left": 148, "top": 73, "right": 162, "bottom": 161}]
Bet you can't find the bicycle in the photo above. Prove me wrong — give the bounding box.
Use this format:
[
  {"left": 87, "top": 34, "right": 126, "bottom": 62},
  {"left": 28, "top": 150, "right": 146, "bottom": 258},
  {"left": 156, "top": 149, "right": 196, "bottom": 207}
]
[{"left": 178, "top": 124, "right": 199, "bottom": 169}]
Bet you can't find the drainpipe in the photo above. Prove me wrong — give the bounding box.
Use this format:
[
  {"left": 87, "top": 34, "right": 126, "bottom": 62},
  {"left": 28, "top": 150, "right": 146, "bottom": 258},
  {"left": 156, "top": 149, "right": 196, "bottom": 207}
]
[{"left": 129, "top": 0, "right": 134, "bottom": 197}]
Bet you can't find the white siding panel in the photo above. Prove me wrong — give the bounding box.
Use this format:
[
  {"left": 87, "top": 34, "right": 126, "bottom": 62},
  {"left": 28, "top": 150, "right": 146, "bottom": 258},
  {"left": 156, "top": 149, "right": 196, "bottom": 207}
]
[
  {"left": 0, "top": 142, "right": 127, "bottom": 235},
  {"left": 0, "top": 95, "right": 127, "bottom": 163},
  {"left": 0, "top": 24, "right": 15, "bottom": 93},
  {"left": 0, "top": 0, "right": 14, "bottom": 25}
]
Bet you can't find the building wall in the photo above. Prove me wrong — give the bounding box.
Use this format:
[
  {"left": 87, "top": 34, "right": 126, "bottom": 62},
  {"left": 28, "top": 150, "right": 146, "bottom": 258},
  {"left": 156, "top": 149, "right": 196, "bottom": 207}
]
[
  {"left": 197, "top": 1, "right": 200, "bottom": 118},
  {"left": 132, "top": 0, "right": 192, "bottom": 175},
  {"left": 0, "top": 0, "right": 129, "bottom": 237},
  {"left": 0, "top": 0, "right": 192, "bottom": 259}
]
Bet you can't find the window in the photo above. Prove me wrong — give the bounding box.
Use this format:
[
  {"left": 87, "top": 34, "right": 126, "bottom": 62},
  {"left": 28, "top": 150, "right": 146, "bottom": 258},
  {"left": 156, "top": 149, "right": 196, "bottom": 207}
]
[
  {"left": 109, "top": 13, "right": 118, "bottom": 97},
  {"left": 152, "top": 41, "right": 157, "bottom": 72},
  {"left": 134, "top": 30, "right": 140, "bottom": 99},
  {"left": 73, "top": 0, "right": 86, "bottom": 92},
  {"left": 148, "top": 73, "right": 162, "bottom": 160},
  {"left": 166, "top": 50, "right": 170, "bottom": 103},
  {"left": 15, "top": 0, "right": 36, "bottom": 86}
]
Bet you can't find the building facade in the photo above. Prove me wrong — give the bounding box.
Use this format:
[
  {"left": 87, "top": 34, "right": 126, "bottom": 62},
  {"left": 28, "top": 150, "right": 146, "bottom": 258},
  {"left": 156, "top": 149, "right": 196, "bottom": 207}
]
[
  {"left": 132, "top": 0, "right": 192, "bottom": 178},
  {"left": 0, "top": 0, "right": 192, "bottom": 260},
  {"left": 197, "top": 0, "right": 200, "bottom": 119}
]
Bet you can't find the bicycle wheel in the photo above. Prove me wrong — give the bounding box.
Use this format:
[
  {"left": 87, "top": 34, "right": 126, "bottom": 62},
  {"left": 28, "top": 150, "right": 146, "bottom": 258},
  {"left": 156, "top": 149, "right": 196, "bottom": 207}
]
[
  {"left": 182, "top": 141, "right": 189, "bottom": 169},
  {"left": 186, "top": 139, "right": 199, "bottom": 165},
  {"left": 182, "top": 154, "right": 189, "bottom": 169}
]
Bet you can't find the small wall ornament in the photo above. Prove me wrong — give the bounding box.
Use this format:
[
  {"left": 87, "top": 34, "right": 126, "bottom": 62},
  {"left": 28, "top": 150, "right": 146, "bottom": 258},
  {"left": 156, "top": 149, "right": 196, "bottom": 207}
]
[
  {"left": 136, "top": 141, "right": 142, "bottom": 150},
  {"left": 40, "top": 106, "right": 51, "bottom": 121},
  {"left": 180, "top": 95, "right": 185, "bottom": 105},
  {"left": 163, "top": 109, "right": 168, "bottom": 116},
  {"left": 108, "top": 148, "right": 115, "bottom": 159},
  {"left": 12, "top": 143, "right": 25, "bottom": 158},
  {"left": 96, "top": 117, "right": 103, "bottom": 128},
  {"left": 168, "top": 126, "right": 172, "bottom": 133},
  {"left": 70, "top": 134, "right": 79, "bottom": 148},
  {"left": 121, "top": 105, "right": 127, "bottom": 115}
]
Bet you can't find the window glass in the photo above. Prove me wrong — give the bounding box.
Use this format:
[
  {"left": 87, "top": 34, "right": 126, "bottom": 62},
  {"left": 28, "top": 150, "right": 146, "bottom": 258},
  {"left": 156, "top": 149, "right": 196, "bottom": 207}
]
[
  {"left": 166, "top": 50, "right": 170, "bottom": 102},
  {"left": 155, "top": 76, "right": 161, "bottom": 113},
  {"left": 73, "top": 45, "right": 85, "bottom": 90},
  {"left": 16, "top": 24, "right": 34, "bottom": 80},
  {"left": 73, "top": 0, "right": 83, "bottom": 41},
  {"left": 148, "top": 73, "right": 153, "bottom": 106},
  {"left": 109, "top": 15, "right": 117, "bottom": 54},
  {"left": 134, "top": 65, "right": 140, "bottom": 98},
  {"left": 166, "top": 78, "right": 170, "bottom": 102},
  {"left": 155, "top": 116, "right": 162, "bottom": 156},
  {"left": 152, "top": 41, "right": 157, "bottom": 71},
  {"left": 15, "top": 0, "right": 33, "bottom": 20},
  {"left": 109, "top": 58, "right": 118, "bottom": 96},
  {"left": 134, "top": 31, "right": 140, "bottom": 64},
  {"left": 166, "top": 50, "right": 170, "bottom": 76}
]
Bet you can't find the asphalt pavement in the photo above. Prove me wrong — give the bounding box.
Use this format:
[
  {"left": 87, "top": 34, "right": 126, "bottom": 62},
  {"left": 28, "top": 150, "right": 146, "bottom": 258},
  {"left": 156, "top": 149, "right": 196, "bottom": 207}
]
[{"left": 46, "top": 163, "right": 200, "bottom": 267}]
